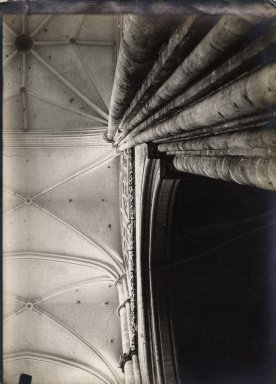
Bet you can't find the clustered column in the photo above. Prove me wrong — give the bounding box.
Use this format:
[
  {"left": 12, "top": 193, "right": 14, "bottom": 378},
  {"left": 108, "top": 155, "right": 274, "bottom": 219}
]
[
  {"left": 108, "top": 10, "right": 276, "bottom": 192},
  {"left": 116, "top": 274, "right": 142, "bottom": 384},
  {"left": 117, "top": 149, "right": 142, "bottom": 383}
]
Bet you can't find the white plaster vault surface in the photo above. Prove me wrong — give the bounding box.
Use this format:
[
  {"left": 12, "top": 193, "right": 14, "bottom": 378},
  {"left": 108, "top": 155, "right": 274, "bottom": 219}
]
[{"left": 3, "top": 15, "right": 124, "bottom": 384}]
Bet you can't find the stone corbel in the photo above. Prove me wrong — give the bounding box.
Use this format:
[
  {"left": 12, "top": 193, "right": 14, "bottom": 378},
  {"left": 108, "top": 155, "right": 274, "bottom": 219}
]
[{"left": 119, "top": 349, "right": 136, "bottom": 373}]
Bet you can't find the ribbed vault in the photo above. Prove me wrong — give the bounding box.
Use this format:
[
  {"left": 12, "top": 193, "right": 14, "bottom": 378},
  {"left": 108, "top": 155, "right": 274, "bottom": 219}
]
[{"left": 3, "top": 14, "right": 124, "bottom": 384}]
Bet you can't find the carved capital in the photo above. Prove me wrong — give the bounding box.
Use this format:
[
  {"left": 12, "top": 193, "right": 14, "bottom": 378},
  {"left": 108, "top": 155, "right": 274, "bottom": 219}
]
[
  {"left": 103, "top": 129, "right": 114, "bottom": 144},
  {"left": 119, "top": 349, "right": 137, "bottom": 372}
]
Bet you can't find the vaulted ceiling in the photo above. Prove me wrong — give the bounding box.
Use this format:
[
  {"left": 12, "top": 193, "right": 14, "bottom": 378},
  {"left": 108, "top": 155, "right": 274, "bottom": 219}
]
[{"left": 3, "top": 15, "right": 124, "bottom": 384}]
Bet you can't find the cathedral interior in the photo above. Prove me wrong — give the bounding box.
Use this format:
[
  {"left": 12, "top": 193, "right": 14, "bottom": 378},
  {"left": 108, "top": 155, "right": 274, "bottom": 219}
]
[{"left": 2, "top": 3, "right": 276, "bottom": 384}]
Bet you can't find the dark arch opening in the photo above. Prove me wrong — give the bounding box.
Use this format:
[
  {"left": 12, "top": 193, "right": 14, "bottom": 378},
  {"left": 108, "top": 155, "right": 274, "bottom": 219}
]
[{"left": 148, "top": 169, "right": 276, "bottom": 384}]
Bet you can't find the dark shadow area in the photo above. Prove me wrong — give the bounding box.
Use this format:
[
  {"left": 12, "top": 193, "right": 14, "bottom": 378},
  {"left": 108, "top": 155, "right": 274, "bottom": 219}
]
[
  {"left": 19, "top": 374, "right": 32, "bottom": 384},
  {"left": 159, "top": 176, "right": 276, "bottom": 384}
]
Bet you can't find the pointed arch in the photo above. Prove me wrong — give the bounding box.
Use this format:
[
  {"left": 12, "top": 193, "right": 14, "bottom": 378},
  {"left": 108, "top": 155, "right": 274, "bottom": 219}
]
[
  {"left": 3, "top": 252, "right": 119, "bottom": 280},
  {"left": 33, "top": 306, "right": 121, "bottom": 384},
  {"left": 4, "top": 352, "right": 112, "bottom": 384}
]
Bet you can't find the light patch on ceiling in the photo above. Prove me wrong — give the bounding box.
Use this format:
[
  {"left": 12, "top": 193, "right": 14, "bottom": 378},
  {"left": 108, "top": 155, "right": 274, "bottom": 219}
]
[
  {"left": 4, "top": 357, "right": 108, "bottom": 384},
  {"left": 26, "top": 15, "right": 48, "bottom": 36},
  {"left": 35, "top": 44, "right": 108, "bottom": 113},
  {"left": 3, "top": 147, "right": 113, "bottom": 196},
  {"left": 4, "top": 310, "right": 112, "bottom": 375},
  {"left": 77, "top": 15, "right": 114, "bottom": 42},
  {"left": 34, "top": 15, "right": 85, "bottom": 42},
  {"left": 3, "top": 204, "right": 119, "bottom": 269},
  {"left": 3, "top": 188, "right": 24, "bottom": 214},
  {"left": 39, "top": 282, "right": 121, "bottom": 367},
  {"left": 3, "top": 43, "right": 15, "bottom": 64},
  {"left": 26, "top": 94, "right": 105, "bottom": 131},
  {"left": 36, "top": 156, "right": 122, "bottom": 257},
  {"left": 3, "top": 15, "right": 22, "bottom": 35},
  {"left": 24, "top": 53, "right": 106, "bottom": 124},
  {"left": 3, "top": 259, "right": 109, "bottom": 300},
  {"left": 78, "top": 45, "right": 115, "bottom": 108},
  {"left": 3, "top": 54, "right": 22, "bottom": 99},
  {"left": 3, "top": 296, "right": 24, "bottom": 320},
  {"left": 3, "top": 96, "right": 25, "bottom": 132}
]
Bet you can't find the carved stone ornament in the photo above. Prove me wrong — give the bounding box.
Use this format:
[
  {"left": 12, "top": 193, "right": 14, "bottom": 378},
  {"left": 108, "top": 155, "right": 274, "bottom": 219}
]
[
  {"left": 119, "top": 349, "right": 136, "bottom": 372},
  {"left": 120, "top": 148, "right": 137, "bottom": 352}
]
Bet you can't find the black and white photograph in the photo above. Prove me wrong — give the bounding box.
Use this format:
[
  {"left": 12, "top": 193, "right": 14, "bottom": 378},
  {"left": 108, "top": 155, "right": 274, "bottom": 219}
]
[{"left": 1, "top": 1, "right": 276, "bottom": 383}]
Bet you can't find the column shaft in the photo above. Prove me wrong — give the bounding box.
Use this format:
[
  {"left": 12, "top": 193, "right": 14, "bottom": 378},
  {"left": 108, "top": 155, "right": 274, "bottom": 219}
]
[
  {"left": 173, "top": 156, "right": 276, "bottom": 191},
  {"left": 117, "top": 281, "right": 135, "bottom": 384},
  {"left": 107, "top": 15, "right": 176, "bottom": 141},
  {"left": 119, "top": 62, "right": 276, "bottom": 150},
  {"left": 122, "top": 15, "right": 254, "bottom": 133}
]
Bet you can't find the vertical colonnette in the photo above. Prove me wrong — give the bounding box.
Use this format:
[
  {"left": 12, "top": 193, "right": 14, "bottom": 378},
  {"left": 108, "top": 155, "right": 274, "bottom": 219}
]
[
  {"left": 106, "top": 14, "right": 178, "bottom": 142},
  {"left": 116, "top": 149, "right": 141, "bottom": 384},
  {"left": 110, "top": 14, "right": 179, "bottom": 383},
  {"left": 112, "top": 9, "right": 276, "bottom": 191}
]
